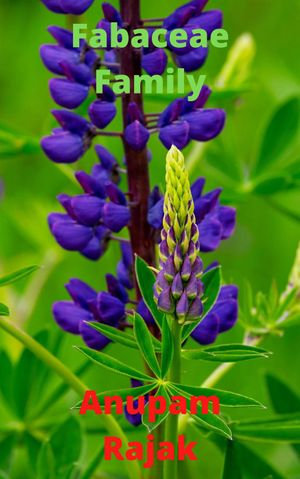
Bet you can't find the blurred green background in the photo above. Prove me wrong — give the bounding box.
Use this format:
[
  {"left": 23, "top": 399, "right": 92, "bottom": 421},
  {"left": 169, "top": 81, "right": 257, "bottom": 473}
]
[{"left": 0, "top": 0, "right": 299, "bottom": 477}]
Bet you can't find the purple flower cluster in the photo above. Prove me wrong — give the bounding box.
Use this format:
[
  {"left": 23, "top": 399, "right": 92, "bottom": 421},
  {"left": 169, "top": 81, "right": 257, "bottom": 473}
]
[{"left": 40, "top": 1, "right": 225, "bottom": 157}]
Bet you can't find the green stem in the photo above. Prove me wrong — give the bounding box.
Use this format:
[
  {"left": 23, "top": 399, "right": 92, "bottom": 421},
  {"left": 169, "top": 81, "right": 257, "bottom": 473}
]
[
  {"left": 163, "top": 320, "right": 182, "bottom": 479},
  {"left": 0, "top": 316, "right": 141, "bottom": 479}
]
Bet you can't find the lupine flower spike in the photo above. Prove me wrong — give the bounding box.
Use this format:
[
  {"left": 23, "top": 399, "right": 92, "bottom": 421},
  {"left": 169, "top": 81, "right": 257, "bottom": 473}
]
[{"left": 154, "top": 145, "right": 203, "bottom": 324}]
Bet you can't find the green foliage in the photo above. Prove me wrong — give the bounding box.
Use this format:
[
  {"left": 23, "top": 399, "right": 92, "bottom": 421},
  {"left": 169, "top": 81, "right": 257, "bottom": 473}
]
[
  {"left": 0, "top": 265, "right": 39, "bottom": 287},
  {"left": 161, "top": 316, "right": 174, "bottom": 378},
  {"left": 133, "top": 312, "right": 161, "bottom": 377},
  {"left": 135, "top": 255, "right": 164, "bottom": 329},
  {"left": 142, "top": 386, "right": 171, "bottom": 432},
  {"left": 232, "top": 413, "right": 300, "bottom": 443},
  {"left": 182, "top": 344, "right": 272, "bottom": 362},
  {"left": 0, "top": 123, "right": 40, "bottom": 157},
  {"left": 0, "top": 304, "right": 9, "bottom": 316}
]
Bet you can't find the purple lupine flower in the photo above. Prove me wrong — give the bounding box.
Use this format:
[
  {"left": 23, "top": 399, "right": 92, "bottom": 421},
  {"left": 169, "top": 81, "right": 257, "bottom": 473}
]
[
  {"left": 191, "top": 283, "right": 238, "bottom": 344},
  {"left": 41, "top": 110, "right": 95, "bottom": 163},
  {"left": 117, "top": 242, "right": 134, "bottom": 290},
  {"left": 42, "top": 0, "right": 95, "bottom": 15},
  {"left": 158, "top": 87, "right": 225, "bottom": 149},
  {"left": 53, "top": 276, "right": 126, "bottom": 350},
  {"left": 154, "top": 146, "right": 203, "bottom": 323},
  {"left": 148, "top": 176, "right": 236, "bottom": 253},
  {"left": 88, "top": 86, "right": 117, "bottom": 129},
  {"left": 124, "top": 103, "right": 150, "bottom": 151}
]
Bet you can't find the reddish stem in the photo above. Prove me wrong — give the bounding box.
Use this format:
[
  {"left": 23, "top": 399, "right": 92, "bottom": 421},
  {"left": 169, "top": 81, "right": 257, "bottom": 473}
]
[{"left": 119, "top": 0, "right": 156, "bottom": 298}]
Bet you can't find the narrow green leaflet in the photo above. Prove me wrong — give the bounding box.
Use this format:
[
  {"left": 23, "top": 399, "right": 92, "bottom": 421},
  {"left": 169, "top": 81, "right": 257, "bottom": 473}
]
[
  {"left": 182, "top": 344, "right": 272, "bottom": 362},
  {"left": 81, "top": 445, "right": 104, "bottom": 479},
  {"left": 134, "top": 313, "right": 161, "bottom": 377},
  {"left": 167, "top": 385, "right": 232, "bottom": 439},
  {"left": 0, "top": 304, "right": 9, "bottom": 316},
  {"left": 222, "top": 440, "right": 243, "bottom": 479},
  {"left": 143, "top": 385, "right": 171, "bottom": 432},
  {"left": 0, "top": 122, "right": 40, "bottom": 157},
  {"left": 89, "top": 321, "right": 161, "bottom": 351},
  {"left": 0, "top": 434, "right": 16, "bottom": 472},
  {"left": 182, "top": 266, "right": 221, "bottom": 341},
  {"left": 76, "top": 346, "right": 153, "bottom": 382},
  {"left": 0, "top": 265, "right": 39, "bottom": 287},
  {"left": 73, "top": 383, "right": 155, "bottom": 410},
  {"left": 253, "top": 97, "right": 300, "bottom": 175},
  {"left": 135, "top": 255, "right": 164, "bottom": 329},
  {"left": 232, "top": 413, "right": 300, "bottom": 443},
  {"left": 0, "top": 350, "right": 13, "bottom": 407},
  {"left": 161, "top": 317, "right": 173, "bottom": 378},
  {"left": 265, "top": 373, "right": 300, "bottom": 414},
  {"left": 171, "top": 383, "right": 264, "bottom": 408},
  {"left": 37, "top": 442, "right": 55, "bottom": 479},
  {"left": 222, "top": 440, "right": 284, "bottom": 479}
]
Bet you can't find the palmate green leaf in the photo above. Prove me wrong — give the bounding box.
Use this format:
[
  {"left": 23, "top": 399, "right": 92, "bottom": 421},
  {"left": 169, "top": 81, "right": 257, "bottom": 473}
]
[
  {"left": 134, "top": 313, "right": 161, "bottom": 377},
  {"left": 182, "top": 266, "right": 222, "bottom": 341},
  {"left": 182, "top": 344, "right": 272, "bottom": 362},
  {"left": 253, "top": 97, "right": 300, "bottom": 175},
  {"left": 76, "top": 346, "right": 153, "bottom": 382},
  {"left": 161, "top": 316, "right": 174, "bottom": 378},
  {"left": 88, "top": 321, "right": 161, "bottom": 351},
  {"left": 135, "top": 255, "right": 164, "bottom": 329},
  {"left": 0, "top": 265, "right": 39, "bottom": 287},
  {"left": 171, "top": 383, "right": 264, "bottom": 408},
  {"left": 142, "top": 385, "right": 171, "bottom": 432},
  {"left": 222, "top": 440, "right": 284, "bottom": 479},
  {"left": 0, "top": 304, "right": 9, "bottom": 316},
  {"left": 72, "top": 383, "right": 155, "bottom": 410},
  {"left": 81, "top": 445, "right": 104, "bottom": 479},
  {"left": 232, "top": 413, "right": 300, "bottom": 443}
]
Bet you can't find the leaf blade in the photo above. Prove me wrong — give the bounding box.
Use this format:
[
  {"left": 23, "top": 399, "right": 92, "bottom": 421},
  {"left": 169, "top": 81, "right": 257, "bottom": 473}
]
[
  {"left": 0, "top": 265, "right": 39, "bottom": 287},
  {"left": 134, "top": 313, "right": 161, "bottom": 377}
]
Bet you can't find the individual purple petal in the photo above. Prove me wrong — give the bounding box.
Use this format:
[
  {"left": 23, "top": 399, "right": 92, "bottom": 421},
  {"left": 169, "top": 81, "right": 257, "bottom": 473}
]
[
  {"left": 117, "top": 260, "right": 133, "bottom": 290},
  {"left": 79, "top": 320, "right": 111, "bottom": 350},
  {"left": 137, "top": 300, "right": 155, "bottom": 326},
  {"left": 174, "top": 47, "right": 208, "bottom": 72},
  {"left": 51, "top": 220, "right": 92, "bottom": 250},
  {"left": 126, "top": 102, "right": 144, "bottom": 124},
  {"left": 75, "top": 171, "right": 106, "bottom": 198},
  {"left": 102, "top": 2, "right": 123, "bottom": 25},
  {"left": 185, "top": 273, "right": 199, "bottom": 299},
  {"left": 104, "top": 50, "right": 119, "bottom": 73},
  {"left": 158, "top": 287, "right": 174, "bottom": 313},
  {"left": 142, "top": 49, "right": 168, "bottom": 76},
  {"left": 218, "top": 285, "right": 238, "bottom": 301},
  {"left": 49, "top": 79, "right": 89, "bottom": 109},
  {"left": 41, "top": 0, "right": 67, "bottom": 14},
  {"left": 95, "top": 145, "right": 118, "bottom": 171},
  {"left": 158, "top": 99, "right": 183, "bottom": 127},
  {"left": 106, "top": 183, "right": 127, "bottom": 205},
  {"left": 60, "top": 60, "right": 92, "bottom": 85},
  {"left": 88, "top": 100, "right": 117, "bottom": 129},
  {"left": 176, "top": 291, "right": 189, "bottom": 317},
  {"left": 97, "top": 291, "right": 125, "bottom": 324},
  {"left": 187, "top": 296, "right": 203, "bottom": 319},
  {"left": 80, "top": 236, "right": 103, "bottom": 261},
  {"left": 198, "top": 217, "right": 222, "bottom": 252},
  {"left": 40, "top": 45, "right": 78, "bottom": 75},
  {"left": 191, "top": 177, "right": 206, "bottom": 200},
  {"left": 41, "top": 132, "right": 84, "bottom": 163},
  {"left": 159, "top": 121, "right": 190, "bottom": 150},
  {"left": 191, "top": 312, "right": 219, "bottom": 345},
  {"left": 53, "top": 301, "right": 92, "bottom": 334},
  {"left": 163, "top": 256, "right": 176, "bottom": 281},
  {"left": 187, "top": 10, "right": 223, "bottom": 37},
  {"left": 120, "top": 242, "right": 133, "bottom": 269},
  {"left": 124, "top": 121, "right": 150, "bottom": 151},
  {"left": 194, "top": 188, "right": 222, "bottom": 222},
  {"left": 149, "top": 186, "right": 162, "bottom": 209},
  {"left": 163, "top": 2, "right": 203, "bottom": 29},
  {"left": 71, "top": 195, "right": 104, "bottom": 225},
  {"left": 52, "top": 109, "right": 91, "bottom": 134},
  {"left": 57, "top": 193, "right": 74, "bottom": 218},
  {"left": 106, "top": 274, "right": 128, "bottom": 304},
  {"left": 181, "top": 256, "right": 192, "bottom": 281},
  {"left": 182, "top": 109, "right": 225, "bottom": 141},
  {"left": 214, "top": 299, "right": 238, "bottom": 333},
  {"left": 102, "top": 203, "right": 130, "bottom": 232},
  {"left": 65, "top": 278, "right": 97, "bottom": 309},
  {"left": 192, "top": 256, "right": 203, "bottom": 277},
  {"left": 217, "top": 205, "right": 236, "bottom": 240},
  {"left": 60, "top": 0, "right": 95, "bottom": 15},
  {"left": 48, "top": 212, "right": 70, "bottom": 229},
  {"left": 48, "top": 26, "right": 74, "bottom": 49},
  {"left": 147, "top": 197, "right": 164, "bottom": 229},
  {"left": 171, "top": 273, "right": 184, "bottom": 299}
]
